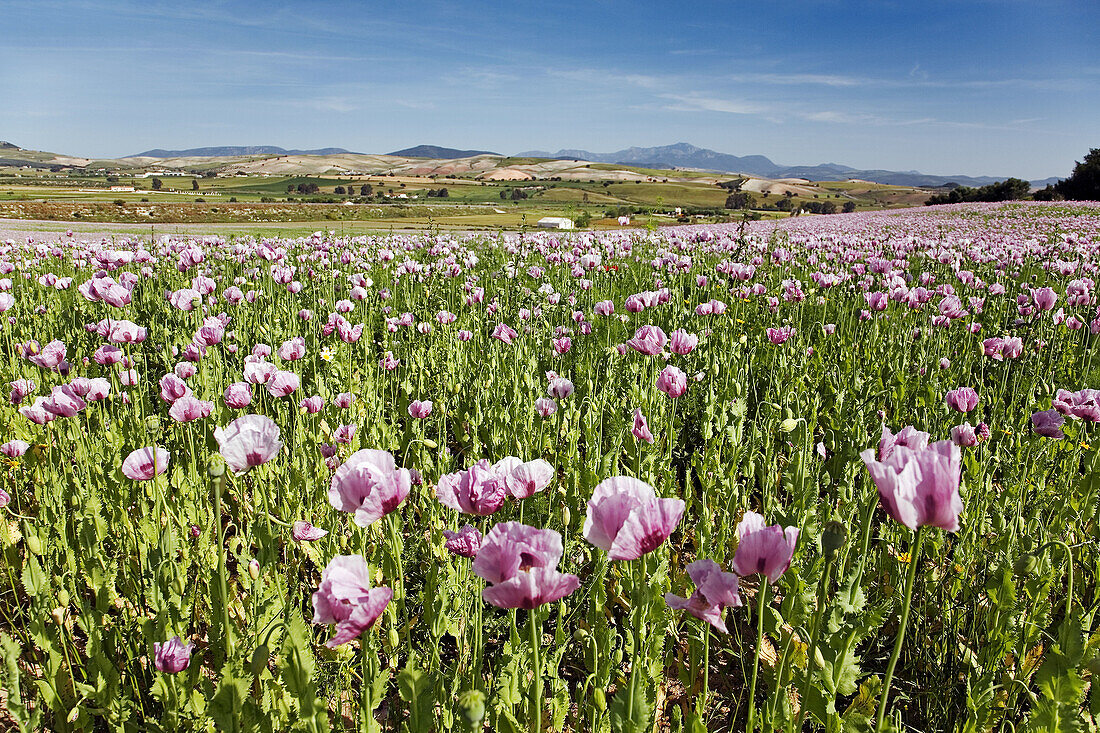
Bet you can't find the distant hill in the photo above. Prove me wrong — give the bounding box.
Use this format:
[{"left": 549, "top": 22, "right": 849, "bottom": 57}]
[
  {"left": 387, "top": 145, "right": 499, "bottom": 159},
  {"left": 0, "top": 141, "right": 20, "bottom": 150},
  {"left": 129, "top": 146, "right": 357, "bottom": 158},
  {"left": 516, "top": 142, "right": 1043, "bottom": 188}
]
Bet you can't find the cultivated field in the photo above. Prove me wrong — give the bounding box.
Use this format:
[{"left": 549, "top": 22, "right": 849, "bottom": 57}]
[{"left": 1, "top": 201, "right": 1099, "bottom": 731}]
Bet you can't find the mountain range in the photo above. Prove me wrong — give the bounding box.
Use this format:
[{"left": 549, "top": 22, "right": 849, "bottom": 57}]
[
  {"left": 516, "top": 142, "right": 1059, "bottom": 188},
  {"left": 387, "top": 145, "right": 499, "bottom": 158}
]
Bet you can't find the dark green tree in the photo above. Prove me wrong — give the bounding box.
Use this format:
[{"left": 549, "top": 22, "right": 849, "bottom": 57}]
[
  {"left": 151, "top": 178, "right": 162, "bottom": 190},
  {"left": 1055, "top": 148, "right": 1100, "bottom": 201},
  {"left": 724, "top": 192, "right": 751, "bottom": 209}
]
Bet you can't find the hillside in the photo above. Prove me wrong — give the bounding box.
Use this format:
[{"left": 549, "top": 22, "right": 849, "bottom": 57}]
[{"left": 387, "top": 145, "right": 500, "bottom": 159}]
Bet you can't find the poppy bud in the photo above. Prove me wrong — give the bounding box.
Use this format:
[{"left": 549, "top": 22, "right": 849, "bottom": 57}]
[
  {"left": 207, "top": 456, "right": 226, "bottom": 477},
  {"left": 387, "top": 627, "right": 400, "bottom": 650},
  {"left": 248, "top": 559, "right": 260, "bottom": 580},
  {"left": 594, "top": 688, "right": 607, "bottom": 711},
  {"left": 458, "top": 689, "right": 486, "bottom": 725},
  {"left": 26, "top": 531, "right": 42, "bottom": 555},
  {"left": 1013, "top": 554, "right": 1038, "bottom": 578},
  {"left": 251, "top": 643, "right": 270, "bottom": 677},
  {"left": 57, "top": 589, "right": 70, "bottom": 607},
  {"left": 779, "top": 417, "right": 800, "bottom": 433},
  {"left": 822, "top": 521, "right": 848, "bottom": 556},
  {"left": 144, "top": 415, "right": 162, "bottom": 436}
]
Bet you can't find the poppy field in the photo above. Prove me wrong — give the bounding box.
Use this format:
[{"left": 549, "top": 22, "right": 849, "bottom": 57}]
[{"left": 2, "top": 201, "right": 1100, "bottom": 732}]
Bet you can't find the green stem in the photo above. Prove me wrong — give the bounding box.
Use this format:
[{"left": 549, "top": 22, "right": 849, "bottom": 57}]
[
  {"left": 747, "top": 579, "right": 768, "bottom": 731},
  {"left": 794, "top": 559, "right": 834, "bottom": 732},
  {"left": 874, "top": 526, "right": 926, "bottom": 729},
  {"left": 529, "top": 607, "right": 542, "bottom": 733}
]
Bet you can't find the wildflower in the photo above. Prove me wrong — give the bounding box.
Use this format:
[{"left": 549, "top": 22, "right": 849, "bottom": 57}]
[
  {"left": 154, "top": 636, "right": 194, "bottom": 673},
  {"left": 656, "top": 365, "right": 687, "bottom": 398},
  {"left": 474, "top": 522, "right": 579, "bottom": 609},
  {"left": 627, "top": 325, "right": 667, "bottom": 356},
  {"left": 664, "top": 559, "right": 743, "bottom": 632},
  {"left": 311, "top": 555, "right": 392, "bottom": 648},
  {"left": 583, "top": 476, "right": 685, "bottom": 561},
  {"left": 320, "top": 347, "right": 335, "bottom": 362},
  {"left": 292, "top": 521, "right": 328, "bottom": 542},
  {"left": 122, "top": 447, "right": 170, "bottom": 481},
  {"left": 442, "top": 524, "right": 483, "bottom": 558},
  {"left": 328, "top": 449, "right": 412, "bottom": 526},
  {"left": 1031, "top": 409, "right": 1065, "bottom": 439},
  {"left": 731, "top": 511, "right": 799, "bottom": 582},
  {"left": 944, "top": 387, "right": 979, "bottom": 413},
  {"left": 632, "top": 408, "right": 655, "bottom": 444},
  {"left": 215, "top": 415, "right": 284, "bottom": 472},
  {"left": 861, "top": 439, "right": 962, "bottom": 531}
]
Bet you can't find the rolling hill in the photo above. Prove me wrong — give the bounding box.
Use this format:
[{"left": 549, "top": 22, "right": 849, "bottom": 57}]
[
  {"left": 387, "top": 145, "right": 499, "bottom": 159},
  {"left": 129, "top": 146, "right": 358, "bottom": 158}
]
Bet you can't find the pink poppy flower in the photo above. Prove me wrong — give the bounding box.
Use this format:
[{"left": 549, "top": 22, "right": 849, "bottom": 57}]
[
  {"left": 505, "top": 459, "right": 555, "bottom": 499},
  {"left": 311, "top": 555, "right": 393, "bottom": 648},
  {"left": 159, "top": 373, "right": 191, "bottom": 404},
  {"left": 632, "top": 408, "right": 654, "bottom": 444},
  {"left": 169, "top": 395, "right": 214, "bottom": 422},
  {"left": 300, "top": 395, "right": 324, "bottom": 413},
  {"left": 668, "top": 329, "right": 698, "bottom": 355},
  {"left": 9, "top": 379, "right": 36, "bottom": 405},
  {"left": 877, "top": 425, "right": 931, "bottom": 461},
  {"left": 94, "top": 344, "right": 124, "bottom": 366},
  {"left": 766, "top": 326, "right": 794, "bottom": 345},
  {"left": 535, "top": 397, "right": 557, "bottom": 417},
  {"left": 731, "top": 512, "right": 799, "bottom": 583},
  {"left": 408, "top": 400, "right": 433, "bottom": 419},
  {"left": 380, "top": 351, "right": 399, "bottom": 370},
  {"left": 656, "top": 366, "right": 687, "bottom": 398},
  {"left": 435, "top": 458, "right": 514, "bottom": 515},
  {"left": 215, "top": 415, "right": 284, "bottom": 472},
  {"left": 20, "top": 397, "right": 55, "bottom": 425},
  {"left": 548, "top": 377, "right": 574, "bottom": 400},
  {"left": 223, "top": 382, "right": 252, "bottom": 409},
  {"left": 627, "top": 325, "right": 667, "bottom": 356},
  {"left": 154, "top": 636, "right": 194, "bottom": 673},
  {"left": 1031, "top": 409, "right": 1065, "bottom": 439},
  {"left": 664, "top": 559, "right": 743, "bottom": 632},
  {"left": 335, "top": 392, "right": 355, "bottom": 409},
  {"left": 492, "top": 322, "right": 518, "bottom": 345},
  {"left": 266, "top": 371, "right": 300, "bottom": 398},
  {"left": 122, "top": 447, "right": 170, "bottom": 481},
  {"left": 43, "top": 385, "right": 86, "bottom": 418},
  {"left": 278, "top": 337, "right": 306, "bottom": 361},
  {"left": 107, "top": 320, "right": 147, "bottom": 344},
  {"left": 26, "top": 340, "right": 66, "bottom": 370},
  {"left": 861, "top": 440, "right": 962, "bottom": 531},
  {"left": 328, "top": 449, "right": 412, "bottom": 526},
  {"left": 944, "top": 387, "right": 978, "bottom": 413},
  {"left": 334, "top": 424, "right": 356, "bottom": 444},
  {"left": 951, "top": 423, "right": 978, "bottom": 447},
  {"left": 474, "top": 522, "right": 579, "bottom": 609},
  {"left": 292, "top": 520, "right": 328, "bottom": 541},
  {"left": 442, "top": 524, "right": 483, "bottom": 558},
  {"left": 243, "top": 360, "right": 277, "bottom": 385},
  {"left": 2, "top": 439, "right": 30, "bottom": 457},
  {"left": 583, "top": 476, "right": 685, "bottom": 560}
]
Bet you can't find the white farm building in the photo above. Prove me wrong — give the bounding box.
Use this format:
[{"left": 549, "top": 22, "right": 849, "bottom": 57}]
[{"left": 537, "top": 217, "right": 574, "bottom": 230}]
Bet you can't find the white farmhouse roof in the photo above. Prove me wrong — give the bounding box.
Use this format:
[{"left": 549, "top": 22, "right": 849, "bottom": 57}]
[{"left": 537, "top": 217, "right": 574, "bottom": 229}]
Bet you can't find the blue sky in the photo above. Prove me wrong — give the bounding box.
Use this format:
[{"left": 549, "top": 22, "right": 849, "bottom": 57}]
[{"left": 1, "top": 0, "right": 1097, "bottom": 178}]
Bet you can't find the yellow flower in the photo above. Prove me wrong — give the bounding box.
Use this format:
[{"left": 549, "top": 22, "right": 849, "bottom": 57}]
[
  {"left": 1082, "top": 442, "right": 1091, "bottom": 450},
  {"left": 954, "top": 563, "right": 964, "bottom": 574},
  {"left": 898, "top": 552, "right": 911, "bottom": 564}
]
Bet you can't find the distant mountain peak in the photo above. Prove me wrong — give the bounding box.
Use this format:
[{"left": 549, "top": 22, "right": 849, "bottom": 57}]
[
  {"left": 388, "top": 145, "right": 499, "bottom": 159},
  {"left": 513, "top": 143, "right": 1038, "bottom": 187},
  {"left": 128, "top": 145, "right": 357, "bottom": 158}
]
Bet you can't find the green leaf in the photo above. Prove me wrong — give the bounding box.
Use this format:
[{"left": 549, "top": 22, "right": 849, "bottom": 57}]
[
  {"left": 21, "top": 555, "right": 48, "bottom": 597},
  {"left": 610, "top": 673, "right": 653, "bottom": 733},
  {"left": 207, "top": 661, "right": 252, "bottom": 732},
  {"left": 397, "top": 661, "right": 434, "bottom": 733}
]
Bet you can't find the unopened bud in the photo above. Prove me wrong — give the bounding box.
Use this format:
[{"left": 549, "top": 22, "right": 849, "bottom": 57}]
[
  {"left": 822, "top": 521, "right": 848, "bottom": 556},
  {"left": 207, "top": 456, "right": 226, "bottom": 478},
  {"left": 248, "top": 559, "right": 260, "bottom": 580},
  {"left": 458, "top": 689, "right": 486, "bottom": 724},
  {"left": 1013, "top": 554, "right": 1038, "bottom": 578}
]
